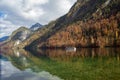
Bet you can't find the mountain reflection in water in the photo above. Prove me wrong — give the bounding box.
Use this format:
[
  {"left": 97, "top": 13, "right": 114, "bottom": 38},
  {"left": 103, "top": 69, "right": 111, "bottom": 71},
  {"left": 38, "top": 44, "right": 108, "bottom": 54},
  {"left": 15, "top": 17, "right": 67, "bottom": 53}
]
[
  {"left": 0, "top": 51, "right": 62, "bottom": 80},
  {"left": 1, "top": 48, "right": 120, "bottom": 80}
]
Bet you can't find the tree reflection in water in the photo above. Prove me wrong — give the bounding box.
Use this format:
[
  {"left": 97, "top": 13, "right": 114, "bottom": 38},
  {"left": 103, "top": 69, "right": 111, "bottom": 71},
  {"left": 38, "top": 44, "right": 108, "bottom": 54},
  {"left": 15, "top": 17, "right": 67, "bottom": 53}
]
[
  {"left": 1, "top": 48, "right": 120, "bottom": 80},
  {"left": 34, "top": 48, "right": 120, "bottom": 61}
]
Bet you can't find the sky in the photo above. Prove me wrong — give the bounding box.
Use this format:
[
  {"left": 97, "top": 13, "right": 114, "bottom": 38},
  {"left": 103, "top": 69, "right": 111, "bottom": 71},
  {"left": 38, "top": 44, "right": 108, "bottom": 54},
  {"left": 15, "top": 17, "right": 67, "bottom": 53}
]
[{"left": 0, "top": 0, "right": 76, "bottom": 38}]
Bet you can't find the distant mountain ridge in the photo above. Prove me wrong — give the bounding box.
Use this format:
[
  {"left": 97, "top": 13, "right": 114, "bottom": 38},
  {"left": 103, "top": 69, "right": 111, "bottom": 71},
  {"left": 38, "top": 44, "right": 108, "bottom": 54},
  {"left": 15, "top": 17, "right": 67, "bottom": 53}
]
[
  {"left": 0, "top": 22, "right": 43, "bottom": 50},
  {"left": 0, "top": 36, "right": 9, "bottom": 42}
]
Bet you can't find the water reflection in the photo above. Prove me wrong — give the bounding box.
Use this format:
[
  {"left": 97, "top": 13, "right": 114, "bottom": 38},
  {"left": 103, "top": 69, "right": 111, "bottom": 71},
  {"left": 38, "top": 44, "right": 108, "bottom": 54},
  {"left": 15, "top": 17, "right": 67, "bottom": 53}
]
[
  {"left": 1, "top": 48, "right": 120, "bottom": 80},
  {"left": 0, "top": 59, "right": 62, "bottom": 80},
  {"left": 34, "top": 48, "right": 120, "bottom": 61},
  {"left": 0, "top": 50, "right": 62, "bottom": 80}
]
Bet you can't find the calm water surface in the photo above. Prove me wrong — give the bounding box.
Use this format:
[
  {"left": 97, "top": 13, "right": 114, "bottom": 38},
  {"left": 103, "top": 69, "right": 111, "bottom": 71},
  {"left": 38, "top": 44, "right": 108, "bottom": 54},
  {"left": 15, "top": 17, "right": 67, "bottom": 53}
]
[{"left": 0, "top": 48, "right": 120, "bottom": 80}]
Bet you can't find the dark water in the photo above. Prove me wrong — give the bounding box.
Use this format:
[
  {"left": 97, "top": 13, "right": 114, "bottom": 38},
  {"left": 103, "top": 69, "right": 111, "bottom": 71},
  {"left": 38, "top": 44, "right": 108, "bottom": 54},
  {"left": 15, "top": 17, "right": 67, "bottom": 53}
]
[{"left": 0, "top": 48, "right": 120, "bottom": 80}]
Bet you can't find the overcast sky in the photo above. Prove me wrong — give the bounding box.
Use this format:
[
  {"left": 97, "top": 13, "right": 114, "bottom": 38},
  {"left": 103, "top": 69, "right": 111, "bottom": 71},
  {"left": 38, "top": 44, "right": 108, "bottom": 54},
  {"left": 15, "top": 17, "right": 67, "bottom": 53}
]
[{"left": 0, "top": 0, "right": 76, "bottom": 38}]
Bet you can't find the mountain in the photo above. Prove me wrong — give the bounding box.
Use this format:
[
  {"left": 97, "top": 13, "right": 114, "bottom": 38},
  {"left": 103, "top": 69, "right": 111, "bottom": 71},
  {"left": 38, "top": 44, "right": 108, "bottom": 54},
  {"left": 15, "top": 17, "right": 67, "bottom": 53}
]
[
  {"left": 25, "top": 0, "right": 120, "bottom": 49},
  {"left": 0, "top": 36, "right": 9, "bottom": 42},
  {"left": 30, "top": 23, "right": 42, "bottom": 31},
  {"left": 1, "top": 0, "right": 120, "bottom": 51},
  {"left": 17, "top": 20, "right": 56, "bottom": 49},
  {"left": 0, "top": 27, "right": 32, "bottom": 50},
  {"left": 10, "top": 27, "right": 31, "bottom": 41},
  {"left": 1, "top": 22, "right": 43, "bottom": 50}
]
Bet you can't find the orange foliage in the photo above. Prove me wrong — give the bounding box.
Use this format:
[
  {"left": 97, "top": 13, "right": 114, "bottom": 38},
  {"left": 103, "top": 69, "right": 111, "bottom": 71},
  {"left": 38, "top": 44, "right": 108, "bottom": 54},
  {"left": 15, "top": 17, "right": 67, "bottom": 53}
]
[{"left": 45, "top": 13, "right": 120, "bottom": 48}]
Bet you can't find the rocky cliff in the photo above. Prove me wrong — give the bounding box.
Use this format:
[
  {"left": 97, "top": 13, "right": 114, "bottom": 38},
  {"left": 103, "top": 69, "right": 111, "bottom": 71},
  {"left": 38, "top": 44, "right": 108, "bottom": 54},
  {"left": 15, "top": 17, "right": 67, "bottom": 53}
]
[{"left": 25, "top": 0, "right": 120, "bottom": 49}]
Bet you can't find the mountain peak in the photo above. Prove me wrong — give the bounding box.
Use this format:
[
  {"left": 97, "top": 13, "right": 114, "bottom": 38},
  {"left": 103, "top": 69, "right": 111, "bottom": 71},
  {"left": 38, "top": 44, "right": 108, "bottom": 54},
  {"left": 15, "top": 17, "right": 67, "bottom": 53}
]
[{"left": 30, "top": 23, "right": 42, "bottom": 31}]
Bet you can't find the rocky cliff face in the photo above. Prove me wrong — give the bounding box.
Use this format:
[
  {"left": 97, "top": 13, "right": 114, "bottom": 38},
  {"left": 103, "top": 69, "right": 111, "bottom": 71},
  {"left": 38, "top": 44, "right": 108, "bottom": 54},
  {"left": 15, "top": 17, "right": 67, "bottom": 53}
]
[
  {"left": 10, "top": 27, "right": 31, "bottom": 41},
  {"left": 1, "top": 27, "right": 31, "bottom": 50},
  {"left": 26, "top": 0, "right": 120, "bottom": 49},
  {"left": 11, "top": 27, "right": 31, "bottom": 41}
]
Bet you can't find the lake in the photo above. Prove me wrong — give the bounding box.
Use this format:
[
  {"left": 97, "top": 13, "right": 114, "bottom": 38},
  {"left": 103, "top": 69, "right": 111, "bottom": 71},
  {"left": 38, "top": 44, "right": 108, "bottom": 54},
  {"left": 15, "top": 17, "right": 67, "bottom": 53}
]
[{"left": 0, "top": 48, "right": 120, "bottom": 80}]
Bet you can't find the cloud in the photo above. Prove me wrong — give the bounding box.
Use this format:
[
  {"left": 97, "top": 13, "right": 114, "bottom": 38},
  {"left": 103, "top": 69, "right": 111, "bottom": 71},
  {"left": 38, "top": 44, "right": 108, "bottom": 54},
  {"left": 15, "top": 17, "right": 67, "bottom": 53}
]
[
  {"left": 0, "top": 0, "right": 76, "bottom": 38},
  {"left": 0, "top": 19, "right": 19, "bottom": 38},
  {"left": 0, "top": 12, "right": 19, "bottom": 38}
]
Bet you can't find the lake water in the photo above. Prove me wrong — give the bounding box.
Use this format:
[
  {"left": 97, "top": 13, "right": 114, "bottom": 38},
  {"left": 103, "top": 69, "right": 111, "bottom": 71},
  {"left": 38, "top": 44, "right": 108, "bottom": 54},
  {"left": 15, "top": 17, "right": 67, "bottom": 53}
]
[{"left": 0, "top": 48, "right": 120, "bottom": 80}]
